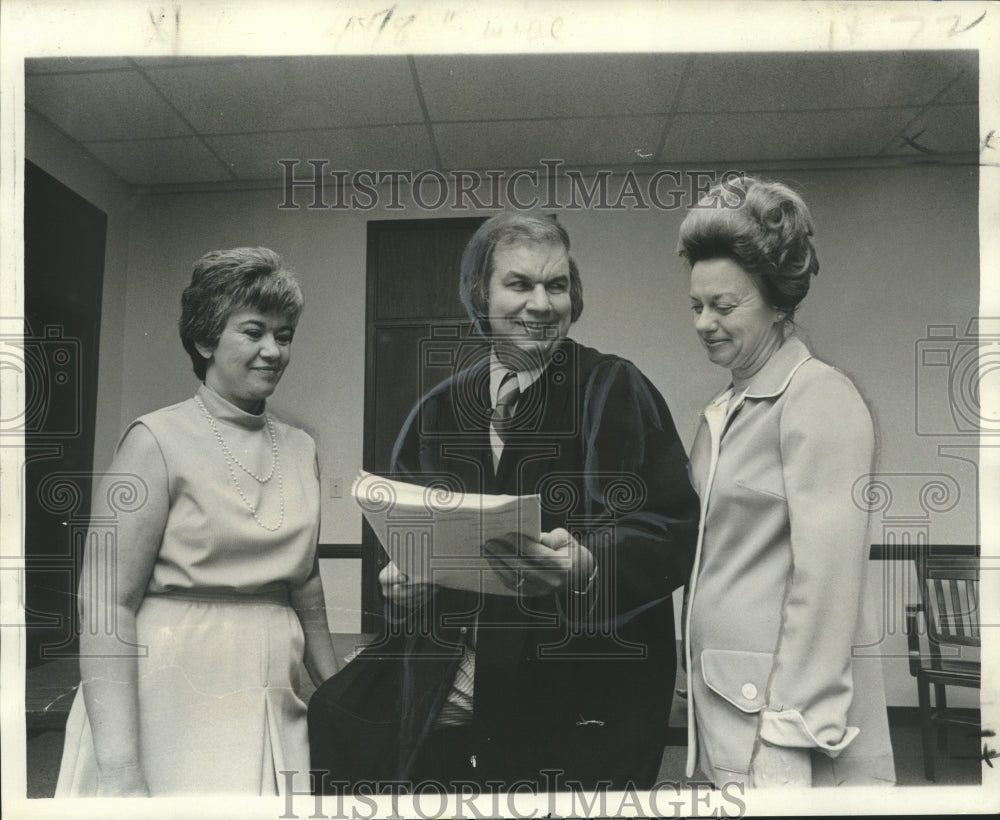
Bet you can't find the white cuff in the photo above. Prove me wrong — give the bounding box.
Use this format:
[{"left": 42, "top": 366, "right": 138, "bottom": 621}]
[{"left": 759, "top": 708, "right": 859, "bottom": 758}]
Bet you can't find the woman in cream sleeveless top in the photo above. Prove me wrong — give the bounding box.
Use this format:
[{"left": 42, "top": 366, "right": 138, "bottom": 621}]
[{"left": 57, "top": 247, "right": 339, "bottom": 796}]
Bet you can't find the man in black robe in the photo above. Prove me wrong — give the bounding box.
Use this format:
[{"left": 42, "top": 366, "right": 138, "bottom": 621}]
[{"left": 310, "top": 212, "right": 698, "bottom": 793}]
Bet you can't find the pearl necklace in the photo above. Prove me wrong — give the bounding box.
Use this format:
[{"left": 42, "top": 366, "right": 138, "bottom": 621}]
[{"left": 195, "top": 395, "right": 284, "bottom": 532}]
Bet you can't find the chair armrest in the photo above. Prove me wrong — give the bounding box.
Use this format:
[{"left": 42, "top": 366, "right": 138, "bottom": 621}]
[{"left": 905, "top": 603, "right": 923, "bottom": 677}]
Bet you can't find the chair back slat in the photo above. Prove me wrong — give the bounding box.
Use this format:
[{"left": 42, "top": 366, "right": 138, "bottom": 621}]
[
  {"left": 949, "top": 578, "right": 967, "bottom": 636},
  {"left": 920, "top": 556, "right": 980, "bottom": 648},
  {"left": 931, "top": 578, "right": 950, "bottom": 636},
  {"left": 968, "top": 581, "right": 980, "bottom": 640}
]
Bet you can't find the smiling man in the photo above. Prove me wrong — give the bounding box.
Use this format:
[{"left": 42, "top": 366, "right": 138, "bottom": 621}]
[{"left": 310, "top": 212, "right": 699, "bottom": 793}]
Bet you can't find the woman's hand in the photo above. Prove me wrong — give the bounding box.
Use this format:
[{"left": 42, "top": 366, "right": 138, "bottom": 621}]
[
  {"left": 378, "top": 561, "right": 436, "bottom": 608},
  {"left": 97, "top": 762, "right": 150, "bottom": 797},
  {"left": 483, "top": 528, "right": 595, "bottom": 597},
  {"left": 748, "top": 740, "right": 812, "bottom": 788}
]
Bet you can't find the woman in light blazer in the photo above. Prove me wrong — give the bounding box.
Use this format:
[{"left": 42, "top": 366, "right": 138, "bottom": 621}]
[{"left": 678, "top": 177, "right": 895, "bottom": 788}]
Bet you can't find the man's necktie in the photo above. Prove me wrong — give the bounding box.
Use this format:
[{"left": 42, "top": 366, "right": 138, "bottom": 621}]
[{"left": 492, "top": 370, "right": 520, "bottom": 440}]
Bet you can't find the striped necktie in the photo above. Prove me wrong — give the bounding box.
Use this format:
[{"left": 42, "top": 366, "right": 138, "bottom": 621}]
[{"left": 492, "top": 370, "right": 520, "bottom": 440}]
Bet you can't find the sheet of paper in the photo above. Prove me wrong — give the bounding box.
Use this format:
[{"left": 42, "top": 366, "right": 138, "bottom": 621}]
[{"left": 353, "top": 471, "right": 542, "bottom": 596}]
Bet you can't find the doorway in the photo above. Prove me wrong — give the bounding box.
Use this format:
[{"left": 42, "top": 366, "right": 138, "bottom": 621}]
[
  {"left": 361, "top": 217, "right": 486, "bottom": 633},
  {"left": 21, "top": 161, "right": 107, "bottom": 666}
]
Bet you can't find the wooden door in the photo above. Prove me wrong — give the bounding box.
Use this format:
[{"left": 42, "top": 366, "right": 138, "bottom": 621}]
[{"left": 362, "top": 217, "right": 486, "bottom": 633}]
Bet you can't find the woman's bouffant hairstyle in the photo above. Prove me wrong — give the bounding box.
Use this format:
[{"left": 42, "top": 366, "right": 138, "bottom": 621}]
[
  {"left": 179, "top": 247, "right": 303, "bottom": 380},
  {"left": 677, "top": 176, "right": 819, "bottom": 319},
  {"left": 459, "top": 211, "right": 584, "bottom": 335}
]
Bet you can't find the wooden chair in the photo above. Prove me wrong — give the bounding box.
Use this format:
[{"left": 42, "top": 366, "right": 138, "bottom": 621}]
[{"left": 905, "top": 554, "right": 981, "bottom": 781}]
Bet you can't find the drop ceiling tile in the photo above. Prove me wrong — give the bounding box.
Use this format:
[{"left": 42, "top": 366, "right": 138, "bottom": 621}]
[
  {"left": 881, "top": 103, "right": 978, "bottom": 156},
  {"left": 207, "top": 125, "right": 435, "bottom": 180},
  {"left": 679, "top": 52, "right": 969, "bottom": 112},
  {"left": 26, "top": 57, "right": 135, "bottom": 74},
  {"left": 415, "top": 53, "right": 689, "bottom": 121},
  {"left": 83, "top": 137, "right": 231, "bottom": 185},
  {"left": 26, "top": 71, "right": 193, "bottom": 141},
  {"left": 661, "top": 108, "right": 920, "bottom": 164},
  {"left": 143, "top": 57, "right": 424, "bottom": 134},
  {"left": 435, "top": 116, "right": 665, "bottom": 170}
]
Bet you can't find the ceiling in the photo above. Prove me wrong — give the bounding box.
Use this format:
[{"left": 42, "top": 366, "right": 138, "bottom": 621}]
[{"left": 24, "top": 51, "right": 979, "bottom": 188}]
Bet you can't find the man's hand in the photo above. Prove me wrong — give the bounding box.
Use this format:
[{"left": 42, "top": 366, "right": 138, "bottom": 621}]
[
  {"left": 483, "top": 528, "right": 595, "bottom": 597},
  {"left": 378, "top": 561, "right": 436, "bottom": 608}
]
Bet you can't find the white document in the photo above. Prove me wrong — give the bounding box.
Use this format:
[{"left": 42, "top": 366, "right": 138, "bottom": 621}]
[{"left": 352, "top": 471, "right": 542, "bottom": 596}]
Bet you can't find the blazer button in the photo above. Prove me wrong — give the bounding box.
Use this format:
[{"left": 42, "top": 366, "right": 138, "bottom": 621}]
[
  {"left": 741, "top": 683, "right": 758, "bottom": 700},
  {"left": 460, "top": 626, "right": 468, "bottom": 634}
]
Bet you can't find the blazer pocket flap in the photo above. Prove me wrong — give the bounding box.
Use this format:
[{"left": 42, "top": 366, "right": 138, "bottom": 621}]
[
  {"left": 733, "top": 477, "right": 786, "bottom": 500},
  {"left": 701, "top": 648, "right": 773, "bottom": 713}
]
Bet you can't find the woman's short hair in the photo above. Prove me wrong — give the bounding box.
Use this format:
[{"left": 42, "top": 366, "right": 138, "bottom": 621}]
[
  {"left": 459, "top": 212, "right": 584, "bottom": 334},
  {"left": 179, "top": 247, "right": 303, "bottom": 380},
  {"left": 677, "top": 176, "right": 819, "bottom": 319}
]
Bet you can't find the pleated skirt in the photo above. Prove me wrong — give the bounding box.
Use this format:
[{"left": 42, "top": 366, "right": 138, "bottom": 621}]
[{"left": 56, "top": 590, "right": 311, "bottom": 796}]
